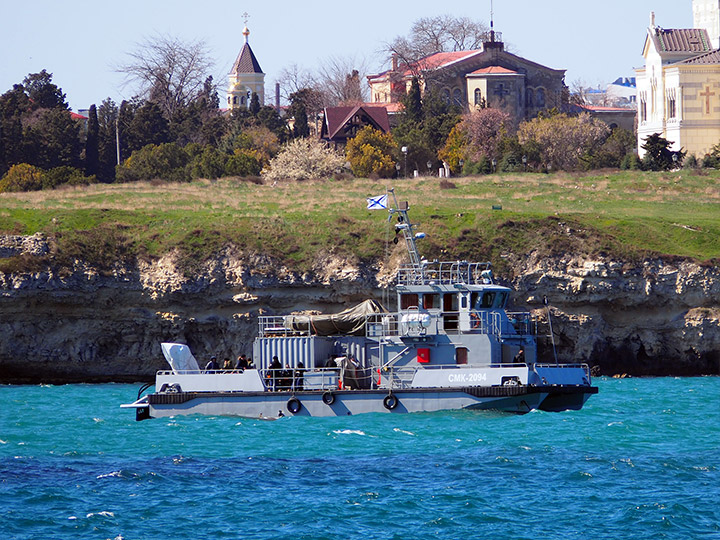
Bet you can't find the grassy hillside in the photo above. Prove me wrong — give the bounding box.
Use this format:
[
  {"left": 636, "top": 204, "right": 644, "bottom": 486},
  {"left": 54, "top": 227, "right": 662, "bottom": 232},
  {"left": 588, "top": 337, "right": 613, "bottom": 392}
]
[{"left": 1, "top": 170, "right": 719, "bottom": 275}]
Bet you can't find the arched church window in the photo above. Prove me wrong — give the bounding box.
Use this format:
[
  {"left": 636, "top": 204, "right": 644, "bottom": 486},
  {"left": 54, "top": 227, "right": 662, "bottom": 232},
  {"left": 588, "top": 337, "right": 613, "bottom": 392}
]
[
  {"left": 452, "top": 88, "right": 463, "bottom": 106},
  {"left": 474, "top": 88, "right": 482, "bottom": 106},
  {"left": 526, "top": 88, "right": 534, "bottom": 107},
  {"left": 241, "top": 96, "right": 246, "bottom": 105},
  {"left": 228, "top": 96, "right": 231, "bottom": 105},
  {"left": 233, "top": 96, "right": 237, "bottom": 105},
  {"left": 536, "top": 88, "right": 546, "bottom": 108},
  {"left": 442, "top": 88, "right": 451, "bottom": 104}
]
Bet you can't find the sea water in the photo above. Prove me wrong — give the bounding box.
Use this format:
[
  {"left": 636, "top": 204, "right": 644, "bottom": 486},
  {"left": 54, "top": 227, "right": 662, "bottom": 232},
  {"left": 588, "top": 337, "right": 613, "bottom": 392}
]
[{"left": 0, "top": 377, "right": 718, "bottom": 540}]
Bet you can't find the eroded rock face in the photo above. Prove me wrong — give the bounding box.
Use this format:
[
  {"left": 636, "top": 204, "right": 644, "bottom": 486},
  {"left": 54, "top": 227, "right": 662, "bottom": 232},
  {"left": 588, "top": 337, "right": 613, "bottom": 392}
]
[
  {"left": 0, "top": 243, "right": 718, "bottom": 382},
  {"left": 513, "top": 254, "right": 720, "bottom": 375}
]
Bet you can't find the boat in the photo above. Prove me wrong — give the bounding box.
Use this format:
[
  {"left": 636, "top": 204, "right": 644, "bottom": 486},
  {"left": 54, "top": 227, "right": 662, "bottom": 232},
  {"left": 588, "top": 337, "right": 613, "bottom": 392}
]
[{"left": 122, "top": 190, "right": 597, "bottom": 420}]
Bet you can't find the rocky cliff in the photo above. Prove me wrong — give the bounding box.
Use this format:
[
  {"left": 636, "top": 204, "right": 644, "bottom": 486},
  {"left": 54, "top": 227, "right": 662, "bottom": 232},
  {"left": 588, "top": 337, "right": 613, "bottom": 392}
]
[{"left": 1, "top": 233, "right": 718, "bottom": 382}]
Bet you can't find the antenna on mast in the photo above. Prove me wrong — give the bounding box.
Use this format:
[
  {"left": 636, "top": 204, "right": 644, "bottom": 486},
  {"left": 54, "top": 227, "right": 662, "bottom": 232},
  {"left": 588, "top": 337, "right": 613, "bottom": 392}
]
[{"left": 490, "top": 0, "right": 495, "bottom": 41}]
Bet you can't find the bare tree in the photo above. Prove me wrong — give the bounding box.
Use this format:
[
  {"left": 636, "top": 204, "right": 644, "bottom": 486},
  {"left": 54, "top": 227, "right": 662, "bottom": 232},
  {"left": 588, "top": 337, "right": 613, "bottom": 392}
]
[
  {"left": 275, "top": 63, "right": 317, "bottom": 104},
  {"left": 118, "top": 35, "right": 215, "bottom": 119},
  {"left": 384, "top": 15, "right": 489, "bottom": 75},
  {"left": 316, "top": 55, "right": 370, "bottom": 106}
]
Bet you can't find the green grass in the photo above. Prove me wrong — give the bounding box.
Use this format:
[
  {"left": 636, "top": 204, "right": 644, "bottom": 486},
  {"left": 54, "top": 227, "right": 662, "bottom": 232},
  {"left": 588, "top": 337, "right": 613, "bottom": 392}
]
[{"left": 0, "top": 171, "right": 718, "bottom": 275}]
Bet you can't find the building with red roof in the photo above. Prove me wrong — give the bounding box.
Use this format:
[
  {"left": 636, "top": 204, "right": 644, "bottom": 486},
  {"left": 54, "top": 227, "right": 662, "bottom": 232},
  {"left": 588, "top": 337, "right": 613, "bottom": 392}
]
[
  {"left": 366, "top": 30, "right": 566, "bottom": 127},
  {"left": 320, "top": 104, "right": 391, "bottom": 146}
]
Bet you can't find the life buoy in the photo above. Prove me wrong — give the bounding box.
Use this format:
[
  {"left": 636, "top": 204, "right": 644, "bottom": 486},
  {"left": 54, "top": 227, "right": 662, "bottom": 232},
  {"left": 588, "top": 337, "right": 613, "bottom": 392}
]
[
  {"left": 470, "top": 312, "right": 481, "bottom": 329},
  {"left": 287, "top": 397, "right": 301, "bottom": 414},
  {"left": 322, "top": 391, "right": 335, "bottom": 405},
  {"left": 383, "top": 394, "right": 398, "bottom": 410}
]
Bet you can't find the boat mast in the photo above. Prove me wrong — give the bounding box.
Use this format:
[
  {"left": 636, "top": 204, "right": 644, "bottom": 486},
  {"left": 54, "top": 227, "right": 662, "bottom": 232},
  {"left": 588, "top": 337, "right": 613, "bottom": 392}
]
[{"left": 387, "top": 188, "right": 424, "bottom": 279}]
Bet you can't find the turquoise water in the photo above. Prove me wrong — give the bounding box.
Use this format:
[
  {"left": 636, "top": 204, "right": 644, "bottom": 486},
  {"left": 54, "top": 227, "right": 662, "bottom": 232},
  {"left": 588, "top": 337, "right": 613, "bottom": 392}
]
[{"left": 1, "top": 378, "right": 718, "bottom": 540}]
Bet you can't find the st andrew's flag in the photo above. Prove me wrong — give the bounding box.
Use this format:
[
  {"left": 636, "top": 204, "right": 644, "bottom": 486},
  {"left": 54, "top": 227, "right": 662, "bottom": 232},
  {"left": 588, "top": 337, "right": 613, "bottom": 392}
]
[{"left": 366, "top": 194, "right": 388, "bottom": 210}]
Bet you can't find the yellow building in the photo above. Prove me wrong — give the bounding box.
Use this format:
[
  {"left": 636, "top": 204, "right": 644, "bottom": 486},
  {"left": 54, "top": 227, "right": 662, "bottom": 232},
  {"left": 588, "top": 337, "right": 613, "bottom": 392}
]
[
  {"left": 367, "top": 32, "right": 566, "bottom": 128},
  {"left": 636, "top": 2, "right": 720, "bottom": 158},
  {"left": 227, "top": 26, "right": 265, "bottom": 109}
]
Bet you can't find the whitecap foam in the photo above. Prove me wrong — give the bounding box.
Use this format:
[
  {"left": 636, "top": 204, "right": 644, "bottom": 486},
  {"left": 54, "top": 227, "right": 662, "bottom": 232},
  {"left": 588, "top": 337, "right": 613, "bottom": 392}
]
[
  {"left": 93, "top": 417, "right": 104, "bottom": 423},
  {"left": 0, "top": 439, "right": 7, "bottom": 444},
  {"left": 333, "top": 429, "right": 367, "bottom": 436},
  {"left": 86, "top": 511, "right": 115, "bottom": 518},
  {"left": 97, "top": 471, "right": 123, "bottom": 479},
  {"left": 393, "top": 428, "right": 415, "bottom": 436}
]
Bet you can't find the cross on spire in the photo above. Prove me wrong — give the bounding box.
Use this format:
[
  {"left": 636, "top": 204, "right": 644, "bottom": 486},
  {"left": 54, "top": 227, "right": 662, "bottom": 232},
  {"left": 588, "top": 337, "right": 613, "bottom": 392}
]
[{"left": 242, "top": 12, "right": 249, "bottom": 26}]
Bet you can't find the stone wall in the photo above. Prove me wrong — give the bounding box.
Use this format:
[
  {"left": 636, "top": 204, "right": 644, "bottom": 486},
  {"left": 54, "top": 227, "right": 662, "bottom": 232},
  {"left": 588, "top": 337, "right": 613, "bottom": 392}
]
[{"left": 1, "top": 235, "right": 718, "bottom": 382}]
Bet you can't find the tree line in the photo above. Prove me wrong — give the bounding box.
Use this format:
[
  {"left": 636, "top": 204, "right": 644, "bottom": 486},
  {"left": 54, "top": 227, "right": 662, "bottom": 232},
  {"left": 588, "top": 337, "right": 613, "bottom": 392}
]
[{"left": 0, "top": 18, "right": 699, "bottom": 191}]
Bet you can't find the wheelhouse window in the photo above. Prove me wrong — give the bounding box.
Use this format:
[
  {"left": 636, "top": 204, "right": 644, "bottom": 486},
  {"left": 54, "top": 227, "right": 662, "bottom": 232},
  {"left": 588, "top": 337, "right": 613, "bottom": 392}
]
[
  {"left": 443, "top": 293, "right": 458, "bottom": 312},
  {"left": 422, "top": 293, "right": 439, "bottom": 309},
  {"left": 401, "top": 293, "right": 419, "bottom": 309},
  {"left": 473, "top": 291, "right": 508, "bottom": 309}
]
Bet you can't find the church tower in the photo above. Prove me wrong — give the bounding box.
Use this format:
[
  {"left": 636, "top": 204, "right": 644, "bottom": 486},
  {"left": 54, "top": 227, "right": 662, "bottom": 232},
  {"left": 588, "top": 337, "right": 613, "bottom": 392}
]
[
  {"left": 227, "top": 26, "right": 265, "bottom": 109},
  {"left": 693, "top": 0, "right": 720, "bottom": 49}
]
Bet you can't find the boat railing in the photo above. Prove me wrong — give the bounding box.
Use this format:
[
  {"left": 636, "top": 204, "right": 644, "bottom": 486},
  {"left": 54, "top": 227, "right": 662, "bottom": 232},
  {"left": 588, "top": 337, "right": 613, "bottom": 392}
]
[
  {"left": 258, "top": 316, "right": 311, "bottom": 337},
  {"left": 155, "top": 363, "right": 589, "bottom": 393},
  {"left": 397, "top": 260, "right": 493, "bottom": 286},
  {"left": 535, "top": 363, "right": 591, "bottom": 379}
]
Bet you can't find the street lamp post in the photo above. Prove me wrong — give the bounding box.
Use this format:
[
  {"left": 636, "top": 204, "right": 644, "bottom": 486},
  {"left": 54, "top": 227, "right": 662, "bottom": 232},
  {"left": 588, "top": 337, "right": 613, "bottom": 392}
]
[{"left": 401, "top": 146, "right": 408, "bottom": 178}]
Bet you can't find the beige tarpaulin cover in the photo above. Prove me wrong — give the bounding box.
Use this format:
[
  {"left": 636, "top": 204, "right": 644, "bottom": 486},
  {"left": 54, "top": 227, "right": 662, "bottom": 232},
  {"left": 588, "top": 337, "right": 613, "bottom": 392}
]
[{"left": 283, "top": 299, "right": 386, "bottom": 336}]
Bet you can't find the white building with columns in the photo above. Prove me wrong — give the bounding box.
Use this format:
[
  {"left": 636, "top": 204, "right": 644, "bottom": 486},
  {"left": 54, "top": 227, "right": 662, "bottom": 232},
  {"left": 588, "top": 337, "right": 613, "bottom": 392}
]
[{"left": 636, "top": 1, "right": 720, "bottom": 158}]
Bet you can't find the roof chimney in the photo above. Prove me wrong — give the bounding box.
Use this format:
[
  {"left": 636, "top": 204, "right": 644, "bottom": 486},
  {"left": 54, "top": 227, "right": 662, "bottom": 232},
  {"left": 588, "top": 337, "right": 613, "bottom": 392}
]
[
  {"left": 392, "top": 53, "right": 398, "bottom": 72},
  {"left": 650, "top": 11, "right": 656, "bottom": 28}
]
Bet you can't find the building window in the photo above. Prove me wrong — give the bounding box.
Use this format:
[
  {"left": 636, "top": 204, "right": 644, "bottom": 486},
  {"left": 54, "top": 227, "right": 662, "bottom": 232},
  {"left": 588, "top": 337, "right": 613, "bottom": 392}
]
[
  {"left": 232, "top": 96, "right": 237, "bottom": 105},
  {"left": 667, "top": 89, "right": 677, "bottom": 120},
  {"left": 452, "top": 88, "right": 463, "bottom": 106},
  {"left": 442, "top": 88, "right": 451, "bottom": 104},
  {"left": 526, "top": 88, "right": 534, "bottom": 107},
  {"left": 474, "top": 88, "right": 482, "bottom": 106},
  {"left": 639, "top": 91, "right": 647, "bottom": 123},
  {"left": 536, "top": 88, "right": 546, "bottom": 108}
]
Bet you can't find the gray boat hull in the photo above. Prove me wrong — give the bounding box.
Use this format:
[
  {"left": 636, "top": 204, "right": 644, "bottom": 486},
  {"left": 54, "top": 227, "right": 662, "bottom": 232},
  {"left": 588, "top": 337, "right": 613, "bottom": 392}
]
[{"left": 138, "top": 385, "right": 597, "bottom": 419}]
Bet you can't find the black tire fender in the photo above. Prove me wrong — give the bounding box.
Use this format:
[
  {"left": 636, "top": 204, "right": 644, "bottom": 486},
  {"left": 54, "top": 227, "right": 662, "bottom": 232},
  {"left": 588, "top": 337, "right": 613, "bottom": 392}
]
[
  {"left": 322, "top": 391, "right": 335, "bottom": 405},
  {"left": 383, "top": 394, "right": 398, "bottom": 410},
  {"left": 287, "top": 397, "right": 302, "bottom": 414}
]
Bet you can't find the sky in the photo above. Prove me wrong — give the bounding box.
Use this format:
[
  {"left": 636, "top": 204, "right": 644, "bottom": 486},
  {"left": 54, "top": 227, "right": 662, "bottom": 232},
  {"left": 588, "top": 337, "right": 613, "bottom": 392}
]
[{"left": 1, "top": 0, "right": 693, "bottom": 112}]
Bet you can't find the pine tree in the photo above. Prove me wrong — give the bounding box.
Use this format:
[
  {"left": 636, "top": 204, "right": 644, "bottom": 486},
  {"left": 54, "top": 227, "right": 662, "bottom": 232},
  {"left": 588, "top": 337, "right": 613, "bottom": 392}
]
[
  {"left": 85, "top": 104, "right": 99, "bottom": 177},
  {"left": 249, "top": 92, "right": 261, "bottom": 116}
]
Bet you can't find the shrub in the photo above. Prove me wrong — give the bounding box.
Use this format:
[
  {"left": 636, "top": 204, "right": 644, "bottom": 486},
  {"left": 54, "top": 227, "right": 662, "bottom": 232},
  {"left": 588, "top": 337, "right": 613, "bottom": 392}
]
[
  {"left": 43, "top": 166, "right": 96, "bottom": 189},
  {"left": 346, "top": 126, "right": 397, "bottom": 178},
  {"left": 116, "top": 143, "right": 190, "bottom": 182},
  {"left": 0, "top": 163, "right": 46, "bottom": 192},
  {"left": 262, "top": 138, "right": 346, "bottom": 181},
  {"left": 225, "top": 150, "right": 262, "bottom": 177},
  {"left": 438, "top": 123, "right": 469, "bottom": 175},
  {"left": 620, "top": 153, "right": 642, "bottom": 170},
  {"left": 187, "top": 146, "right": 228, "bottom": 180},
  {"left": 518, "top": 112, "right": 609, "bottom": 171}
]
